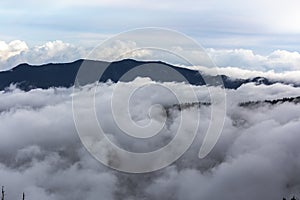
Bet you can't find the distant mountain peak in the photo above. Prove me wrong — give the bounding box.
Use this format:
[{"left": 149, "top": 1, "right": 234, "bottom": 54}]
[{"left": 0, "top": 59, "right": 298, "bottom": 91}]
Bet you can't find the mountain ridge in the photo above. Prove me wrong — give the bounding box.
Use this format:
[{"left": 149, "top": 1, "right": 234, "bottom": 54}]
[{"left": 0, "top": 59, "right": 298, "bottom": 91}]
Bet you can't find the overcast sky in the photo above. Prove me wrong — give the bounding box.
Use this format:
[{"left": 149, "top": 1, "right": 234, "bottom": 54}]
[{"left": 1, "top": 0, "right": 300, "bottom": 53}]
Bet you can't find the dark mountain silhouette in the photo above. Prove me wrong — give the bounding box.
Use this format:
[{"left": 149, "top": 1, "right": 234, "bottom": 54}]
[{"left": 0, "top": 59, "right": 298, "bottom": 91}]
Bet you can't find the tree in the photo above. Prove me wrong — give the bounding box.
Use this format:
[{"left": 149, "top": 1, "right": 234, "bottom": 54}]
[{"left": 1, "top": 186, "right": 4, "bottom": 200}]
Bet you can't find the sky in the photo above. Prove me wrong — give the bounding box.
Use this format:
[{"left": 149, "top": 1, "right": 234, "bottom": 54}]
[
  {"left": 1, "top": 0, "right": 300, "bottom": 72},
  {"left": 1, "top": 0, "right": 300, "bottom": 52}
]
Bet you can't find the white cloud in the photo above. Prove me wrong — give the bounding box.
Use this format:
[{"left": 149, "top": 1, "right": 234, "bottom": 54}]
[
  {"left": 183, "top": 65, "right": 300, "bottom": 85},
  {"left": 268, "top": 50, "right": 300, "bottom": 70},
  {"left": 1, "top": 40, "right": 300, "bottom": 77},
  {"left": 0, "top": 79, "right": 300, "bottom": 199},
  {"left": 206, "top": 48, "right": 300, "bottom": 71},
  {"left": 88, "top": 40, "right": 152, "bottom": 61},
  {"left": 0, "top": 40, "right": 86, "bottom": 71},
  {"left": 0, "top": 40, "right": 28, "bottom": 62}
]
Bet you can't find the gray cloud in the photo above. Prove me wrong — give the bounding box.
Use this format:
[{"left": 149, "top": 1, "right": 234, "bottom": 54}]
[{"left": 0, "top": 79, "right": 300, "bottom": 199}]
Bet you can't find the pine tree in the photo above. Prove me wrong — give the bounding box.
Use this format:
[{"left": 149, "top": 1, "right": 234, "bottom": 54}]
[{"left": 1, "top": 186, "right": 4, "bottom": 200}]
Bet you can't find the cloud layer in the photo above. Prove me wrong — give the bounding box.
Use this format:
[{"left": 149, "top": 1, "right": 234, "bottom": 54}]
[
  {"left": 1, "top": 0, "right": 300, "bottom": 47},
  {"left": 0, "top": 79, "right": 300, "bottom": 200},
  {"left": 1, "top": 40, "right": 300, "bottom": 73}
]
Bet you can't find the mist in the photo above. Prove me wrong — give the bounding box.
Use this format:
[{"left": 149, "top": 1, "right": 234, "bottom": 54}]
[{"left": 0, "top": 79, "right": 300, "bottom": 200}]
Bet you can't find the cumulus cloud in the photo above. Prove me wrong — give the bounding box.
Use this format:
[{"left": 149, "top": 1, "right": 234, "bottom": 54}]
[
  {"left": 0, "top": 40, "right": 28, "bottom": 62},
  {"left": 207, "top": 48, "right": 300, "bottom": 71},
  {"left": 1, "top": 40, "right": 300, "bottom": 74},
  {"left": 0, "top": 78, "right": 300, "bottom": 199},
  {"left": 87, "top": 40, "right": 153, "bottom": 62},
  {"left": 0, "top": 40, "right": 157, "bottom": 71},
  {"left": 0, "top": 40, "right": 86, "bottom": 71}
]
